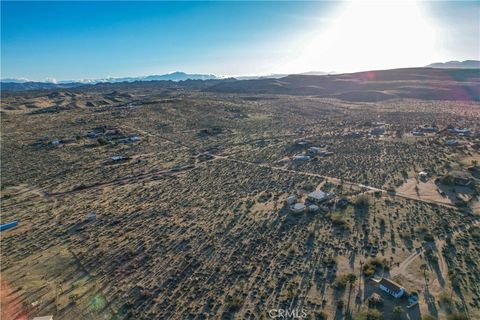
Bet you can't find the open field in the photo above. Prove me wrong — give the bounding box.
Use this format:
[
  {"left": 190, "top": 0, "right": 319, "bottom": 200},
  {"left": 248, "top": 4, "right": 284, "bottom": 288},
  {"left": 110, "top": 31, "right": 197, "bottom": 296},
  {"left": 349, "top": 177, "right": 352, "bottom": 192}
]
[{"left": 1, "top": 69, "right": 480, "bottom": 320}]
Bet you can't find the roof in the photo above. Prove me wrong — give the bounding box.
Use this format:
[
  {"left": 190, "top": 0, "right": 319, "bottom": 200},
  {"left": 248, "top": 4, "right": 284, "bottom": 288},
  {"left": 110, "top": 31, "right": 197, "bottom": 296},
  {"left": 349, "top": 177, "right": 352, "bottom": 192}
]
[
  {"left": 33, "top": 316, "right": 54, "bottom": 320},
  {"left": 379, "top": 278, "right": 403, "bottom": 292},
  {"left": 293, "top": 203, "right": 305, "bottom": 210},
  {"left": 293, "top": 155, "right": 310, "bottom": 160},
  {"left": 308, "top": 191, "right": 328, "bottom": 200}
]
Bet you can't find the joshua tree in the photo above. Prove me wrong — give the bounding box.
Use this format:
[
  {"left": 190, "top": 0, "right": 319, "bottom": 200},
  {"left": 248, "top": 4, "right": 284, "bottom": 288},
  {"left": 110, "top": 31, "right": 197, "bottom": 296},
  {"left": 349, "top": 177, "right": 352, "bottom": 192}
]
[{"left": 392, "top": 306, "right": 403, "bottom": 319}]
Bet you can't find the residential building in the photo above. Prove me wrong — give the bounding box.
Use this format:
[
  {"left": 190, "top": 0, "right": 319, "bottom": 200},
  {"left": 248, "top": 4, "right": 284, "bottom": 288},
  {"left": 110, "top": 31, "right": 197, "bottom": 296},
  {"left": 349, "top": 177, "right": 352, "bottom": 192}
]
[{"left": 378, "top": 278, "right": 405, "bottom": 298}]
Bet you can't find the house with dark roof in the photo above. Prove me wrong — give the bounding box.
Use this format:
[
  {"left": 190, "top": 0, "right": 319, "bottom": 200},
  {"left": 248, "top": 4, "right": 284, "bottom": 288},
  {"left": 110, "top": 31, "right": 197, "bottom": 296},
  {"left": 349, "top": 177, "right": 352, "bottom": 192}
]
[{"left": 378, "top": 278, "right": 405, "bottom": 298}]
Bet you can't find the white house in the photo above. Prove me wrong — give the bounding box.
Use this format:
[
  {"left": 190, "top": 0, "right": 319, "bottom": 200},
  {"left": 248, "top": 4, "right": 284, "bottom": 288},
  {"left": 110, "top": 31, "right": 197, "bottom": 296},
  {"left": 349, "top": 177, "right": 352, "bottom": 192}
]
[
  {"left": 307, "top": 191, "right": 332, "bottom": 203},
  {"left": 378, "top": 278, "right": 405, "bottom": 298}
]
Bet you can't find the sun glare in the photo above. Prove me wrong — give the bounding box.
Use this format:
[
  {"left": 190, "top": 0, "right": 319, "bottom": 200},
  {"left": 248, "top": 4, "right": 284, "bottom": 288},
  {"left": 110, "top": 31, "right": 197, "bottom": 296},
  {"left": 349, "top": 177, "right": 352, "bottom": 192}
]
[{"left": 284, "top": 1, "right": 440, "bottom": 73}]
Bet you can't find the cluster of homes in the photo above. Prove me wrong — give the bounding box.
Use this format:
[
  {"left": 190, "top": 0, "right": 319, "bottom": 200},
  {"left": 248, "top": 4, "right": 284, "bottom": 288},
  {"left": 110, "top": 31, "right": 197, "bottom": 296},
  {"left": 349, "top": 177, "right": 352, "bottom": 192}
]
[
  {"left": 411, "top": 125, "right": 476, "bottom": 138},
  {"left": 447, "top": 127, "right": 472, "bottom": 136},
  {"left": 292, "top": 140, "right": 334, "bottom": 161},
  {"left": 411, "top": 125, "right": 438, "bottom": 136},
  {"left": 286, "top": 190, "right": 335, "bottom": 214},
  {"left": 86, "top": 126, "right": 142, "bottom": 144}
]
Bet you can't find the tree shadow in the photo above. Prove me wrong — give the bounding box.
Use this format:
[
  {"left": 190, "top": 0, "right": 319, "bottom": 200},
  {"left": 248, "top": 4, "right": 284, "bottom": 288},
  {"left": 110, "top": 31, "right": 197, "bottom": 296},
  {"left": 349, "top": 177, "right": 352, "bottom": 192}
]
[{"left": 423, "top": 272, "right": 438, "bottom": 318}]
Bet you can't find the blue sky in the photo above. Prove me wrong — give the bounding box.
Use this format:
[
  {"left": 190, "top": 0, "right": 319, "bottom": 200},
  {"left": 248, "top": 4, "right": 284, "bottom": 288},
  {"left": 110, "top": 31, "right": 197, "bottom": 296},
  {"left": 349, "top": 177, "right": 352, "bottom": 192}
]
[{"left": 1, "top": 1, "right": 479, "bottom": 81}]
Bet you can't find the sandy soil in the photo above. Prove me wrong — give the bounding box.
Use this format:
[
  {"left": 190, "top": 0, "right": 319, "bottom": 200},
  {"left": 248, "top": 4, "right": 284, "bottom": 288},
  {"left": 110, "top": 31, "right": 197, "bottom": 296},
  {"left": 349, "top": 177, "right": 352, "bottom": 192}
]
[{"left": 396, "top": 178, "right": 453, "bottom": 205}]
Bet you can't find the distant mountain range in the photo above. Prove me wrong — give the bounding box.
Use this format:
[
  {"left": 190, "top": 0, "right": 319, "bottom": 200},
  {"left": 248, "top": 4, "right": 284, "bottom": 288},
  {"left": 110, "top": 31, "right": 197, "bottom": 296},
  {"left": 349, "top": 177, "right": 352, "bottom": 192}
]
[
  {"left": 2, "top": 62, "right": 478, "bottom": 92},
  {"left": 426, "top": 60, "right": 480, "bottom": 69},
  {"left": 1, "top": 72, "right": 219, "bottom": 85},
  {"left": 1, "top": 71, "right": 335, "bottom": 85}
]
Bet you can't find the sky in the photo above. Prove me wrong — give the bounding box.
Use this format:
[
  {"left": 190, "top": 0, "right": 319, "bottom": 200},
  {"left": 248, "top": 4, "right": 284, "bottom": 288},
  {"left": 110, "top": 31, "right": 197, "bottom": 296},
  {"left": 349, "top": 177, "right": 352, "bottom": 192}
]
[{"left": 1, "top": 1, "right": 479, "bottom": 81}]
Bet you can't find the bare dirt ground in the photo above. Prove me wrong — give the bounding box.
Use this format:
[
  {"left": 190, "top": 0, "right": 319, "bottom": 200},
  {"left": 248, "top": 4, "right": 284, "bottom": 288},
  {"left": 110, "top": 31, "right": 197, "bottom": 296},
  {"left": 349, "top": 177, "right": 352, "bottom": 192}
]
[
  {"left": 1, "top": 86, "right": 479, "bottom": 320},
  {"left": 396, "top": 178, "right": 454, "bottom": 206}
]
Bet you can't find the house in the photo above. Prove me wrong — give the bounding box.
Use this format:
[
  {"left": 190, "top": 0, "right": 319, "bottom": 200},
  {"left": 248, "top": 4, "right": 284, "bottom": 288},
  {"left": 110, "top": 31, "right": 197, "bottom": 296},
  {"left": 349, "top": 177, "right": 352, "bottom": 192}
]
[
  {"left": 86, "top": 131, "right": 98, "bottom": 139},
  {"left": 85, "top": 212, "right": 97, "bottom": 221},
  {"left": 378, "top": 278, "right": 405, "bottom": 298},
  {"left": 371, "top": 127, "right": 385, "bottom": 135},
  {"left": 293, "top": 155, "right": 310, "bottom": 161},
  {"left": 420, "top": 126, "right": 438, "bottom": 133},
  {"left": 318, "top": 151, "right": 333, "bottom": 157},
  {"left": 296, "top": 140, "right": 309, "bottom": 147},
  {"left": 451, "top": 171, "right": 472, "bottom": 186},
  {"left": 111, "top": 156, "right": 128, "bottom": 161},
  {"left": 412, "top": 131, "right": 424, "bottom": 136},
  {"left": 33, "top": 316, "right": 54, "bottom": 320},
  {"left": 308, "top": 147, "right": 322, "bottom": 155},
  {"left": 447, "top": 139, "right": 457, "bottom": 146},
  {"left": 129, "top": 135, "right": 141, "bottom": 142},
  {"left": 286, "top": 195, "right": 297, "bottom": 205},
  {"left": 448, "top": 128, "right": 470, "bottom": 135},
  {"left": 308, "top": 204, "right": 319, "bottom": 212},
  {"left": 307, "top": 191, "right": 332, "bottom": 203},
  {"left": 290, "top": 203, "right": 306, "bottom": 214},
  {"left": 255, "top": 139, "right": 269, "bottom": 147}
]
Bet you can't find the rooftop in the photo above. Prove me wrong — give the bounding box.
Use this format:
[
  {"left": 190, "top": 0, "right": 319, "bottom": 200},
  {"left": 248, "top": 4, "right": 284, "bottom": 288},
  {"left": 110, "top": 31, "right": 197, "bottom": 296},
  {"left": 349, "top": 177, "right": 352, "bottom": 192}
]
[{"left": 379, "top": 278, "right": 404, "bottom": 292}]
